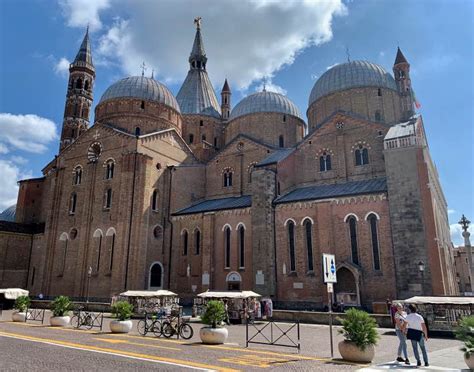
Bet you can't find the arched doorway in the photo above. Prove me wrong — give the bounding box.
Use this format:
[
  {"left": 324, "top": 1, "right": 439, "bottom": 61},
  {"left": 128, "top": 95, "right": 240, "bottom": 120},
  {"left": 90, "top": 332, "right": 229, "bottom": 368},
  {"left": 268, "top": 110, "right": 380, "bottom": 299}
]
[
  {"left": 226, "top": 271, "right": 241, "bottom": 291},
  {"left": 148, "top": 262, "right": 163, "bottom": 289},
  {"left": 335, "top": 266, "right": 360, "bottom": 306}
]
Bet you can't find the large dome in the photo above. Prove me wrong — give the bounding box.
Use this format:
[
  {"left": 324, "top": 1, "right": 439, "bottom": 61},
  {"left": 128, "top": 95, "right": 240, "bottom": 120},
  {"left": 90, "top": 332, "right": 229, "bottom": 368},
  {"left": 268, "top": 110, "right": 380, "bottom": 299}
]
[
  {"left": 309, "top": 61, "right": 398, "bottom": 106},
  {"left": 99, "top": 76, "right": 181, "bottom": 113},
  {"left": 230, "top": 91, "right": 302, "bottom": 120},
  {"left": 0, "top": 204, "right": 16, "bottom": 222}
]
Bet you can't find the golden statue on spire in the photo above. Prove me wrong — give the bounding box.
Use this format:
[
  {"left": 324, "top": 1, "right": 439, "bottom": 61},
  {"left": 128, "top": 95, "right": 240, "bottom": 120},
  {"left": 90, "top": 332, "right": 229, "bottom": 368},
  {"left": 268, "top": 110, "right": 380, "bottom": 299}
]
[{"left": 194, "top": 16, "right": 202, "bottom": 30}]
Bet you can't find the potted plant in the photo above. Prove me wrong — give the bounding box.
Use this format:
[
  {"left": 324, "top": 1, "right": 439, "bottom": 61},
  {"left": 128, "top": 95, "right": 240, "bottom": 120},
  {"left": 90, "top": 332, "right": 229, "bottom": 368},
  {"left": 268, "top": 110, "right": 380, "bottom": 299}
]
[
  {"left": 454, "top": 315, "right": 474, "bottom": 369},
  {"left": 337, "top": 308, "right": 379, "bottom": 363},
  {"left": 50, "top": 296, "right": 73, "bottom": 326},
  {"left": 110, "top": 301, "right": 134, "bottom": 333},
  {"left": 199, "top": 300, "right": 228, "bottom": 344},
  {"left": 12, "top": 296, "right": 30, "bottom": 322}
]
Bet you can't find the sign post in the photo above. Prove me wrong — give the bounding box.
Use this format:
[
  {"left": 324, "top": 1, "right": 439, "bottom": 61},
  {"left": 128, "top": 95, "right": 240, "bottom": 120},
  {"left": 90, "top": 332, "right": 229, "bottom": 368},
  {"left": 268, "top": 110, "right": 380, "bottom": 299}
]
[{"left": 323, "top": 253, "right": 337, "bottom": 359}]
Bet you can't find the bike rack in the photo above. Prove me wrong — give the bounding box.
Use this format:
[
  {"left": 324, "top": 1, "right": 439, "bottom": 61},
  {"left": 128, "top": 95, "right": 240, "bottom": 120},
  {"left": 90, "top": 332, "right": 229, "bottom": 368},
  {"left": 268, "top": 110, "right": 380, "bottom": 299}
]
[
  {"left": 246, "top": 319, "right": 300, "bottom": 353},
  {"left": 72, "top": 309, "right": 104, "bottom": 331},
  {"left": 25, "top": 308, "right": 46, "bottom": 324}
]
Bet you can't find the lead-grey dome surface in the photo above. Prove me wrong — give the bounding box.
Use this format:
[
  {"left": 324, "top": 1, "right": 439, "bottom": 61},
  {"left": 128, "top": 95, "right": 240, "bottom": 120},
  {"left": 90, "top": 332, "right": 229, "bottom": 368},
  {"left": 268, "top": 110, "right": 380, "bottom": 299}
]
[
  {"left": 230, "top": 91, "right": 302, "bottom": 121},
  {"left": 0, "top": 205, "right": 16, "bottom": 222},
  {"left": 309, "top": 60, "right": 398, "bottom": 106},
  {"left": 99, "top": 76, "right": 180, "bottom": 113}
]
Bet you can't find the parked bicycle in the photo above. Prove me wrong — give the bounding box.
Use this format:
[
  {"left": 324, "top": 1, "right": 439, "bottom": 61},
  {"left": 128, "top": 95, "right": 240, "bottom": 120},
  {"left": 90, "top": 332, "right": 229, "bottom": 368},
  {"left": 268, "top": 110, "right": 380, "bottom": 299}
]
[
  {"left": 161, "top": 315, "right": 194, "bottom": 339},
  {"left": 71, "top": 307, "right": 94, "bottom": 330},
  {"left": 137, "top": 311, "right": 165, "bottom": 337}
]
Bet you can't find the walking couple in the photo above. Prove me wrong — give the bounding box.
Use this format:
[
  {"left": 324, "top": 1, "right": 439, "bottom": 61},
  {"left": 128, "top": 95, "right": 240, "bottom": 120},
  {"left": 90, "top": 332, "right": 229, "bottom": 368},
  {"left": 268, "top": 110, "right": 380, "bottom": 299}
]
[{"left": 394, "top": 303, "right": 429, "bottom": 367}]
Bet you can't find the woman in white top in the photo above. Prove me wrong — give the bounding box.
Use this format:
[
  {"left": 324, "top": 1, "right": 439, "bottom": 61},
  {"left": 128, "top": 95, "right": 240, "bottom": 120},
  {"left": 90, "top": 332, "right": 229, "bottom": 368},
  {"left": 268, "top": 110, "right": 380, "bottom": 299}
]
[
  {"left": 394, "top": 303, "right": 409, "bottom": 364},
  {"left": 404, "top": 304, "right": 429, "bottom": 367}
]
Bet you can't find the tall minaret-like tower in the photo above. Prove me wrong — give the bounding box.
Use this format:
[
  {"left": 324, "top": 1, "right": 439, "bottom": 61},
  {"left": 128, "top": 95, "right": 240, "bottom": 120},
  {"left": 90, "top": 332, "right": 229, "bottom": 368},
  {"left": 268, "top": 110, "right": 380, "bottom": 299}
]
[
  {"left": 220, "top": 79, "right": 231, "bottom": 120},
  {"left": 393, "top": 47, "right": 414, "bottom": 120},
  {"left": 59, "top": 28, "right": 95, "bottom": 151}
]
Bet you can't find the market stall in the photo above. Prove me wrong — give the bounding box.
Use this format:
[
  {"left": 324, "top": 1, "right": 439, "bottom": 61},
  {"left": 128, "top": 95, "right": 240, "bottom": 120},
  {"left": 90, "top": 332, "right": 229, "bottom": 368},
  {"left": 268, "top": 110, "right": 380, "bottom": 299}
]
[
  {"left": 116, "top": 290, "right": 179, "bottom": 315},
  {"left": 194, "top": 290, "right": 266, "bottom": 322},
  {"left": 0, "top": 288, "right": 29, "bottom": 310}
]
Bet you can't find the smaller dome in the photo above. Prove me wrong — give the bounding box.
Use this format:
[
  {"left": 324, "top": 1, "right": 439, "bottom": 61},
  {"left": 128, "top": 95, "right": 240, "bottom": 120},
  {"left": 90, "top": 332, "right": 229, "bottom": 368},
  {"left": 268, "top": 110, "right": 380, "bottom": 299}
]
[
  {"left": 99, "top": 76, "right": 180, "bottom": 113},
  {"left": 0, "top": 205, "right": 16, "bottom": 222},
  {"left": 230, "top": 91, "right": 302, "bottom": 120},
  {"left": 309, "top": 60, "right": 398, "bottom": 105}
]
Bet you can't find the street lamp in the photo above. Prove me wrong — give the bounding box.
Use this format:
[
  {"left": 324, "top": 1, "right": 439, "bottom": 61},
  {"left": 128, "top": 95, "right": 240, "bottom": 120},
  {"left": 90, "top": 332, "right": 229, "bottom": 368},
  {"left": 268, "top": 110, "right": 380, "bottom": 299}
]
[
  {"left": 86, "top": 266, "right": 92, "bottom": 306},
  {"left": 418, "top": 261, "right": 425, "bottom": 295},
  {"left": 418, "top": 261, "right": 425, "bottom": 272}
]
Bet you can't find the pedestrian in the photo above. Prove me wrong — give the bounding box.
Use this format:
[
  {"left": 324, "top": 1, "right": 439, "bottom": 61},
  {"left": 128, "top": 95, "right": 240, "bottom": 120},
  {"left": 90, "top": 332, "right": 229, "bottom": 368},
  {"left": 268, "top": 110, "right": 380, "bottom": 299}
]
[
  {"left": 403, "top": 304, "right": 429, "bottom": 367},
  {"left": 393, "top": 302, "right": 409, "bottom": 364},
  {"left": 223, "top": 299, "right": 230, "bottom": 325},
  {"left": 339, "top": 299, "right": 344, "bottom": 312}
]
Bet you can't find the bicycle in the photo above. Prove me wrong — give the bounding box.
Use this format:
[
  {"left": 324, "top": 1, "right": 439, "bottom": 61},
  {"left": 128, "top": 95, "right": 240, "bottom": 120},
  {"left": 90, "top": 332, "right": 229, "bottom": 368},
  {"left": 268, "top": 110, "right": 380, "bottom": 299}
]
[
  {"left": 161, "top": 315, "right": 194, "bottom": 340},
  {"left": 137, "top": 311, "right": 165, "bottom": 337},
  {"left": 71, "top": 308, "right": 94, "bottom": 330}
]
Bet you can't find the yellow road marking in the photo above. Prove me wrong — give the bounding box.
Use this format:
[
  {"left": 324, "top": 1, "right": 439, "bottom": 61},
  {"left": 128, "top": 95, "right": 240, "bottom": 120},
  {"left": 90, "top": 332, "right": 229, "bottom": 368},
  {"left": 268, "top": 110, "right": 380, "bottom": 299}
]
[
  {"left": 95, "top": 337, "right": 181, "bottom": 351},
  {"left": 219, "top": 355, "right": 299, "bottom": 368},
  {"left": 0, "top": 331, "right": 238, "bottom": 372},
  {"left": 103, "top": 332, "right": 187, "bottom": 344}
]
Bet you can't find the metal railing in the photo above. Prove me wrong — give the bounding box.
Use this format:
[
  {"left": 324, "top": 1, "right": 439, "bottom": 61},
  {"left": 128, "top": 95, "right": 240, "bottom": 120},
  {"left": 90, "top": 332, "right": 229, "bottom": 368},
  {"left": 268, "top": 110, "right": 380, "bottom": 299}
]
[
  {"left": 246, "top": 319, "right": 300, "bottom": 353},
  {"left": 25, "top": 308, "right": 46, "bottom": 324}
]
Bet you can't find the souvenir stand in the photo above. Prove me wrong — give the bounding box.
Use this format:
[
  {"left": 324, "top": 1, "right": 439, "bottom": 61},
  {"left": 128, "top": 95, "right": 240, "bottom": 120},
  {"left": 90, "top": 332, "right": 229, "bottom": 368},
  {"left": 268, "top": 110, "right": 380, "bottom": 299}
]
[
  {"left": 116, "top": 290, "right": 180, "bottom": 315},
  {"left": 194, "top": 290, "right": 262, "bottom": 322}
]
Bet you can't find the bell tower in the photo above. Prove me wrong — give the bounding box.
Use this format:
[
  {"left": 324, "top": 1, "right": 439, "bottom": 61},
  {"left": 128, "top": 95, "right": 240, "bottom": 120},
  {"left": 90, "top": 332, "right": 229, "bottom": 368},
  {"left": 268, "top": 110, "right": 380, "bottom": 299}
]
[
  {"left": 221, "top": 79, "right": 231, "bottom": 120},
  {"left": 393, "top": 47, "right": 414, "bottom": 120},
  {"left": 60, "top": 28, "right": 95, "bottom": 151}
]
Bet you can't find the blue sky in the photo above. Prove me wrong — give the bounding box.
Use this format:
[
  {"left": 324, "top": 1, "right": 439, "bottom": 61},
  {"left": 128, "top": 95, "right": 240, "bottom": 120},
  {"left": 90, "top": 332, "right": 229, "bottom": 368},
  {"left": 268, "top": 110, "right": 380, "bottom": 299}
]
[{"left": 0, "top": 0, "right": 472, "bottom": 244}]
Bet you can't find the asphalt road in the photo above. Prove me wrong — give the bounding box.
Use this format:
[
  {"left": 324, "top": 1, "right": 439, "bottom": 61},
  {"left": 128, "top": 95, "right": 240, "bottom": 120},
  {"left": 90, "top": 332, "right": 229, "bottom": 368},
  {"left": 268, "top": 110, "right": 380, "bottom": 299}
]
[{"left": 0, "top": 310, "right": 465, "bottom": 371}]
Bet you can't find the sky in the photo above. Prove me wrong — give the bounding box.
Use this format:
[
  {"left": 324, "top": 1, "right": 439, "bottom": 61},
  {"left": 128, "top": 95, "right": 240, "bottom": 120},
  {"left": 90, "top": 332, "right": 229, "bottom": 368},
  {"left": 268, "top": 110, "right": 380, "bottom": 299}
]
[{"left": 0, "top": 0, "right": 472, "bottom": 245}]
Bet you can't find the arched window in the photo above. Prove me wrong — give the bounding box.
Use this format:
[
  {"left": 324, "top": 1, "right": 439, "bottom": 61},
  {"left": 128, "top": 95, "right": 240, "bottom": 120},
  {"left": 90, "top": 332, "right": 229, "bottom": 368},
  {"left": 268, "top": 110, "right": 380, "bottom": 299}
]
[
  {"left": 355, "top": 145, "right": 369, "bottom": 166},
  {"left": 189, "top": 134, "right": 194, "bottom": 144},
  {"left": 238, "top": 225, "right": 245, "bottom": 268},
  {"left": 152, "top": 190, "right": 159, "bottom": 211},
  {"left": 223, "top": 168, "right": 233, "bottom": 187},
  {"left": 202, "top": 134, "right": 206, "bottom": 142},
  {"left": 248, "top": 163, "right": 256, "bottom": 183},
  {"left": 59, "top": 233, "right": 68, "bottom": 275},
  {"left": 106, "top": 229, "right": 116, "bottom": 272},
  {"left": 375, "top": 111, "right": 381, "bottom": 122},
  {"left": 224, "top": 226, "right": 231, "bottom": 268},
  {"left": 153, "top": 225, "right": 163, "bottom": 239},
  {"left": 279, "top": 135, "right": 284, "bottom": 148},
  {"left": 135, "top": 127, "right": 141, "bottom": 136},
  {"left": 140, "top": 100, "right": 145, "bottom": 110},
  {"left": 283, "top": 114, "right": 286, "bottom": 122},
  {"left": 319, "top": 152, "right": 332, "bottom": 172},
  {"left": 149, "top": 263, "right": 163, "bottom": 288},
  {"left": 182, "top": 230, "right": 188, "bottom": 255},
  {"left": 288, "top": 221, "right": 296, "bottom": 272},
  {"left": 105, "top": 160, "right": 114, "bottom": 179},
  {"left": 347, "top": 216, "right": 359, "bottom": 265},
  {"left": 73, "top": 166, "right": 82, "bottom": 185},
  {"left": 69, "top": 193, "right": 77, "bottom": 214},
  {"left": 76, "top": 78, "right": 83, "bottom": 89},
  {"left": 104, "top": 188, "right": 112, "bottom": 209},
  {"left": 368, "top": 214, "right": 381, "bottom": 270},
  {"left": 377, "top": 88, "right": 382, "bottom": 97},
  {"left": 84, "top": 80, "right": 89, "bottom": 91},
  {"left": 93, "top": 229, "right": 103, "bottom": 273},
  {"left": 304, "top": 219, "right": 314, "bottom": 271},
  {"left": 195, "top": 229, "right": 201, "bottom": 255}
]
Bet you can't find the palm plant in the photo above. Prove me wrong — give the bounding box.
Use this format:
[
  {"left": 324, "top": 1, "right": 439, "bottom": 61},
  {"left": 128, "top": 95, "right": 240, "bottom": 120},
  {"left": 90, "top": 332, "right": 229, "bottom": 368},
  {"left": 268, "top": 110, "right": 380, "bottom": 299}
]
[
  {"left": 51, "top": 296, "right": 73, "bottom": 317},
  {"left": 338, "top": 308, "right": 379, "bottom": 350},
  {"left": 455, "top": 315, "right": 474, "bottom": 358},
  {"left": 13, "top": 296, "right": 30, "bottom": 312},
  {"left": 201, "top": 301, "right": 226, "bottom": 328}
]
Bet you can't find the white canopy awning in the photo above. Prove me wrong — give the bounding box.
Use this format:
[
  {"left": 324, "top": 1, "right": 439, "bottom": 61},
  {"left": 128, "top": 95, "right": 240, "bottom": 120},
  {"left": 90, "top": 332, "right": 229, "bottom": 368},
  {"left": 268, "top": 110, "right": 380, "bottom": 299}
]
[
  {"left": 403, "top": 296, "right": 474, "bottom": 305},
  {"left": 119, "top": 290, "right": 177, "bottom": 298},
  {"left": 0, "top": 288, "right": 29, "bottom": 300},
  {"left": 197, "top": 290, "right": 261, "bottom": 299}
]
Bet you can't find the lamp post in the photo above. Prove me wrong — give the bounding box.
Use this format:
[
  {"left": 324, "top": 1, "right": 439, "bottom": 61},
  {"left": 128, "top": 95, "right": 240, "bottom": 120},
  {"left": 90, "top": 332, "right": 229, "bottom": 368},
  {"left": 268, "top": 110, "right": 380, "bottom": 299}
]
[
  {"left": 86, "top": 266, "right": 92, "bottom": 306},
  {"left": 459, "top": 215, "right": 473, "bottom": 294},
  {"left": 418, "top": 261, "right": 425, "bottom": 295}
]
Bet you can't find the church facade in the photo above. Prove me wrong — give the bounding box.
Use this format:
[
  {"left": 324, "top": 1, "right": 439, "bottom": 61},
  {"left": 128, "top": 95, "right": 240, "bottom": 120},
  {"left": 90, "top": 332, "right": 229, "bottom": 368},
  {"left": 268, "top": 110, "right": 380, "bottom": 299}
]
[{"left": 0, "top": 21, "right": 458, "bottom": 309}]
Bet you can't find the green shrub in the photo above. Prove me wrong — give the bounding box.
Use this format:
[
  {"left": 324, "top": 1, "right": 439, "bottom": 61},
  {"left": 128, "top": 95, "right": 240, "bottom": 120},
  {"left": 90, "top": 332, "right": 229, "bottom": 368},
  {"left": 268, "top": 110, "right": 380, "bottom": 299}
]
[
  {"left": 455, "top": 315, "right": 474, "bottom": 358},
  {"left": 338, "top": 308, "right": 379, "bottom": 350},
  {"left": 201, "top": 300, "right": 226, "bottom": 328},
  {"left": 13, "top": 296, "right": 30, "bottom": 312},
  {"left": 51, "top": 296, "right": 73, "bottom": 317},
  {"left": 111, "top": 301, "right": 133, "bottom": 321}
]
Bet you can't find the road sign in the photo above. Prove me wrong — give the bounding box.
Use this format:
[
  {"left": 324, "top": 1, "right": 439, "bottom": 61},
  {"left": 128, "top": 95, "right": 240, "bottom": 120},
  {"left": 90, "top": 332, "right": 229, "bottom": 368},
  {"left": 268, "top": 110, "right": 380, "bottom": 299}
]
[
  {"left": 323, "top": 253, "right": 337, "bottom": 283},
  {"left": 327, "top": 283, "right": 333, "bottom": 293}
]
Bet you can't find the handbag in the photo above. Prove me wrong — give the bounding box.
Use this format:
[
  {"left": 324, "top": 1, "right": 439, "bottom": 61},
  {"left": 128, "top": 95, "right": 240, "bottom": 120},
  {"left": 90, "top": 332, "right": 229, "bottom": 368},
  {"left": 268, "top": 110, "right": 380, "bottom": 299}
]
[{"left": 406, "top": 328, "right": 423, "bottom": 341}]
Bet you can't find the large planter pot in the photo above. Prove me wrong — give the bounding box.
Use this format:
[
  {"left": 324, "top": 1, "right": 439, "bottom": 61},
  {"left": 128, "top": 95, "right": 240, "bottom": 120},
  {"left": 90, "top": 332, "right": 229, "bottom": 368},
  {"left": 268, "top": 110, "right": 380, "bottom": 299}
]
[
  {"left": 110, "top": 320, "right": 133, "bottom": 333},
  {"left": 12, "top": 311, "right": 26, "bottom": 322},
  {"left": 199, "top": 327, "right": 228, "bottom": 344},
  {"left": 465, "top": 354, "right": 474, "bottom": 370},
  {"left": 50, "top": 315, "right": 71, "bottom": 327},
  {"left": 338, "top": 340, "right": 375, "bottom": 363}
]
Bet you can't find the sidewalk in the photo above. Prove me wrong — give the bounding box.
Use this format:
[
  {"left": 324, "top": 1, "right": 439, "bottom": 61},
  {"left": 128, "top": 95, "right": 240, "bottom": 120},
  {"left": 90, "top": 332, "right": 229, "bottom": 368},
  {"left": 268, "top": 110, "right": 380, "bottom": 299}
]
[{"left": 358, "top": 346, "right": 467, "bottom": 371}]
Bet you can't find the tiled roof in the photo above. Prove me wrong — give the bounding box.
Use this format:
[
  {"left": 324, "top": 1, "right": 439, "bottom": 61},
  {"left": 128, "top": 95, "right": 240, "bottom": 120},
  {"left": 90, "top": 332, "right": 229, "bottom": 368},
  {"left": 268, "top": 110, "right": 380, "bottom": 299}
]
[
  {"left": 384, "top": 117, "right": 418, "bottom": 140},
  {"left": 274, "top": 178, "right": 387, "bottom": 204},
  {"left": 0, "top": 221, "right": 45, "bottom": 234},
  {"left": 394, "top": 47, "right": 408, "bottom": 64},
  {"left": 173, "top": 195, "right": 251, "bottom": 215},
  {"left": 257, "top": 148, "right": 294, "bottom": 167}
]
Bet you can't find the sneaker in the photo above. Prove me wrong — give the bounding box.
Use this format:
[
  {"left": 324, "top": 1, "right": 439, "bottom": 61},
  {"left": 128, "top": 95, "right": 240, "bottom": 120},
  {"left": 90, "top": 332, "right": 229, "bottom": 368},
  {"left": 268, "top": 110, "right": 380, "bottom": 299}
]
[
  {"left": 425, "top": 362, "right": 429, "bottom": 367},
  {"left": 405, "top": 359, "right": 410, "bottom": 365},
  {"left": 417, "top": 360, "right": 422, "bottom": 367},
  {"left": 396, "top": 357, "right": 404, "bottom": 362}
]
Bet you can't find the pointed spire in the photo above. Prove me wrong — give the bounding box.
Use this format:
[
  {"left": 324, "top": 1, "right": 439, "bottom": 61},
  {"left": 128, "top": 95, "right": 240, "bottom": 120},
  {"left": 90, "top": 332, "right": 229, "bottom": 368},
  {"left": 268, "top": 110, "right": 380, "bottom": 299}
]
[
  {"left": 73, "top": 27, "right": 93, "bottom": 67},
  {"left": 189, "top": 17, "right": 207, "bottom": 69},
  {"left": 221, "top": 79, "right": 230, "bottom": 93},
  {"left": 394, "top": 47, "right": 408, "bottom": 65}
]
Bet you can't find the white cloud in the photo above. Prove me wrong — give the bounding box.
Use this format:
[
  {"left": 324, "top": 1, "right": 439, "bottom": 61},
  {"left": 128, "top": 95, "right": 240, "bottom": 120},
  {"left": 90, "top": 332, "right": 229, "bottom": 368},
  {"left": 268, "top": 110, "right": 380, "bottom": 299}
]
[
  {"left": 10, "top": 156, "right": 28, "bottom": 165},
  {"left": 63, "top": 0, "right": 347, "bottom": 90},
  {"left": 54, "top": 57, "right": 70, "bottom": 77},
  {"left": 58, "top": 0, "right": 111, "bottom": 31},
  {"left": 0, "top": 113, "right": 58, "bottom": 153},
  {"left": 0, "top": 160, "right": 32, "bottom": 210},
  {"left": 448, "top": 209, "right": 456, "bottom": 215},
  {"left": 255, "top": 79, "right": 287, "bottom": 95},
  {"left": 450, "top": 223, "right": 473, "bottom": 247},
  {"left": 0, "top": 143, "right": 8, "bottom": 154}
]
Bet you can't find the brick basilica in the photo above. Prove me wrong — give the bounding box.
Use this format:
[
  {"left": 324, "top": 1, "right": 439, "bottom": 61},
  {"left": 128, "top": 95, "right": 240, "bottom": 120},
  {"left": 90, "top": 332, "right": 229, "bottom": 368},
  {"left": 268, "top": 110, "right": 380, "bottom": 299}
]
[{"left": 0, "top": 21, "right": 458, "bottom": 310}]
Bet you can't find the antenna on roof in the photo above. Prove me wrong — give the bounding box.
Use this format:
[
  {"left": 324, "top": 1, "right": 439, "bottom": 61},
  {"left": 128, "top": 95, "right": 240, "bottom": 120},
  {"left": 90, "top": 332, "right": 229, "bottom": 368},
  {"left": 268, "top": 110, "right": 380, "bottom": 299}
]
[
  {"left": 346, "top": 47, "right": 351, "bottom": 62},
  {"left": 140, "top": 61, "right": 147, "bottom": 77},
  {"left": 262, "top": 76, "right": 267, "bottom": 92}
]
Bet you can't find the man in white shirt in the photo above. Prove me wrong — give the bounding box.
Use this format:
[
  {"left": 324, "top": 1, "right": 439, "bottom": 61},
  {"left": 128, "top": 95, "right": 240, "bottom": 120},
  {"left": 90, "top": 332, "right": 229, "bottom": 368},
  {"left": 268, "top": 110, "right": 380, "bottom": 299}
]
[{"left": 404, "top": 304, "right": 429, "bottom": 367}]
